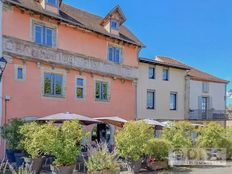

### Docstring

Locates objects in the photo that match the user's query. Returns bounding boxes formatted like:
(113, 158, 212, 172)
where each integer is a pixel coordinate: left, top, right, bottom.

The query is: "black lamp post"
(0, 57, 7, 81)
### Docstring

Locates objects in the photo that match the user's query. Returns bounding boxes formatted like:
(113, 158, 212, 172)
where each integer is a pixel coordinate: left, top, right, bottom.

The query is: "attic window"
(46, 0, 58, 7)
(110, 19, 119, 30)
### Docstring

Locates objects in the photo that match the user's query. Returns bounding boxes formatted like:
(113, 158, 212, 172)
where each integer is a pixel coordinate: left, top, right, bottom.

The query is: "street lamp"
(0, 57, 7, 81)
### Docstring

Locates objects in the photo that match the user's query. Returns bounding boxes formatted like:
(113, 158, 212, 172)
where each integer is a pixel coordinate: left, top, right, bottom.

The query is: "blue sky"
(64, 0, 232, 105)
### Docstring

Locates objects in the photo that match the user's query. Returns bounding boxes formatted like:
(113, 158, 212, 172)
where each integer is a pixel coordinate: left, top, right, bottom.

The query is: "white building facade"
(156, 56, 228, 121)
(137, 58, 189, 121)
(137, 56, 228, 122)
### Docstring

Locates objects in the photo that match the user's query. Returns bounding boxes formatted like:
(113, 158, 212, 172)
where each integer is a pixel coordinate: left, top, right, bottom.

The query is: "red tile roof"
(156, 56, 229, 84)
(5, 0, 144, 47)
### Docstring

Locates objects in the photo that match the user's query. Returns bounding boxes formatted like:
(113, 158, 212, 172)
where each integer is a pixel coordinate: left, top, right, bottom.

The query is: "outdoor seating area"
(1, 113, 232, 174)
(0, 112, 168, 174)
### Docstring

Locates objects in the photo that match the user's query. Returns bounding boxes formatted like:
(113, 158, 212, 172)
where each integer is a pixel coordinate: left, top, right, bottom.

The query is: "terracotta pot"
(147, 160, 168, 171)
(31, 156, 45, 174)
(51, 165, 75, 174)
(127, 159, 143, 174)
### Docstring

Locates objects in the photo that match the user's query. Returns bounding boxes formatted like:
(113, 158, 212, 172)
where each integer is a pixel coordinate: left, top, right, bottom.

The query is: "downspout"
(0, 0, 4, 159)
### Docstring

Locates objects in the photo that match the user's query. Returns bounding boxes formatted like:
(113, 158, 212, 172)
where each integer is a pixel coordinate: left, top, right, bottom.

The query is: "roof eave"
(139, 58, 190, 70)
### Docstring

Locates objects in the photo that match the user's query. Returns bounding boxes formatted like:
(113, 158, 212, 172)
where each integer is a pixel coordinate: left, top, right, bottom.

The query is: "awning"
(94, 116, 128, 127)
(142, 119, 165, 127)
(37, 112, 100, 125)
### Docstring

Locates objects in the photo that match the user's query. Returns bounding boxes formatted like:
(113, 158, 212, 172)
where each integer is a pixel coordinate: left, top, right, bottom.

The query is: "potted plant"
(115, 121, 154, 174)
(19, 122, 52, 174)
(1, 119, 25, 165)
(145, 139, 171, 171)
(86, 143, 120, 174)
(46, 120, 84, 174)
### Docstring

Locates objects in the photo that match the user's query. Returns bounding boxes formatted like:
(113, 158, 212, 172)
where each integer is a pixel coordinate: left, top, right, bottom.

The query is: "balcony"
(189, 109, 228, 120)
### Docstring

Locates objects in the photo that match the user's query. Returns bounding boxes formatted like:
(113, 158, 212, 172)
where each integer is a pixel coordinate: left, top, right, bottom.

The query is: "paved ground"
(120, 161, 232, 174)
(40, 161, 232, 174)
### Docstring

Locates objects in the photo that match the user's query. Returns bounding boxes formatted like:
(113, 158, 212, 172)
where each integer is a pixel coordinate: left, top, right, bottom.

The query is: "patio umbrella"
(142, 119, 165, 127)
(37, 112, 100, 125)
(93, 116, 128, 127)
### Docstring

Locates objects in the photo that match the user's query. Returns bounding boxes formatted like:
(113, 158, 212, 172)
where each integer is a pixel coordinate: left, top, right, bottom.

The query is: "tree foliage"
(115, 121, 154, 161)
(1, 119, 25, 150)
(162, 121, 195, 148)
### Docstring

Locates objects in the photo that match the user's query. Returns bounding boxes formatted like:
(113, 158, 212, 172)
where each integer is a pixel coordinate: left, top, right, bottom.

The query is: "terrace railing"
(189, 109, 228, 120)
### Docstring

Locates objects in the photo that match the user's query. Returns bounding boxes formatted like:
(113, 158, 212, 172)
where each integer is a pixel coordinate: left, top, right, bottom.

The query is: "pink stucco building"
(0, 0, 144, 154)
(2, 0, 143, 123)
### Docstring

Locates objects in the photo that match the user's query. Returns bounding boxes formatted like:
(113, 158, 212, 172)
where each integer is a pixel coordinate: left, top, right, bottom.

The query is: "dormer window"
(101, 6, 126, 35)
(110, 19, 119, 30)
(46, 0, 58, 7)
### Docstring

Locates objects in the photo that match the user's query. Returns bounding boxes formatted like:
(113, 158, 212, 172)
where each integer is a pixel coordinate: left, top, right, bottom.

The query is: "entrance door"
(91, 124, 111, 144)
(202, 97, 208, 119)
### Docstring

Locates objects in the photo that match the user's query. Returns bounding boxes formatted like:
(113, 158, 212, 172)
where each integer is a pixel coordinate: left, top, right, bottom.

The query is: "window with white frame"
(170, 92, 177, 110)
(44, 72, 63, 96)
(33, 23, 56, 47)
(148, 67, 155, 79)
(147, 90, 155, 109)
(108, 45, 122, 64)
(162, 68, 169, 81)
(202, 82, 209, 93)
(95, 80, 109, 101)
(46, 0, 58, 7)
(76, 77, 85, 99)
(110, 19, 119, 30)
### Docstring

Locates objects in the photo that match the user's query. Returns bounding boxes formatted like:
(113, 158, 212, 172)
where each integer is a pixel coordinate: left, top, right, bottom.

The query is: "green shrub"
(115, 121, 154, 161)
(19, 122, 55, 158)
(196, 122, 225, 148)
(145, 139, 171, 161)
(46, 120, 84, 166)
(197, 123, 232, 159)
(162, 121, 195, 148)
(1, 119, 25, 150)
(86, 143, 119, 173)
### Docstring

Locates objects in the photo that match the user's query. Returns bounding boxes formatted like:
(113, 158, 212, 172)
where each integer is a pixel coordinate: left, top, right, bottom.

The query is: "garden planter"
(88, 170, 120, 174)
(51, 165, 75, 174)
(6, 149, 15, 163)
(14, 151, 25, 167)
(127, 159, 143, 174)
(31, 156, 45, 174)
(147, 160, 168, 171)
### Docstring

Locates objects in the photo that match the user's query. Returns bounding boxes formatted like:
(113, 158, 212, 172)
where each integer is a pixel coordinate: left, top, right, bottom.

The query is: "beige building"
(156, 56, 229, 121)
(137, 56, 229, 122)
(137, 58, 189, 121)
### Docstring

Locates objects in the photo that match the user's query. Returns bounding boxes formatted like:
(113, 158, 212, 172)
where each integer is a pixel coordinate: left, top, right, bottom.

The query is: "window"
(162, 68, 169, 81)
(44, 73, 63, 96)
(149, 67, 155, 79)
(202, 82, 209, 93)
(95, 81, 109, 101)
(110, 19, 119, 30)
(17, 67, 23, 80)
(147, 90, 155, 109)
(76, 78, 85, 99)
(33, 23, 55, 47)
(46, 0, 58, 6)
(170, 92, 177, 110)
(108, 45, 122, 63)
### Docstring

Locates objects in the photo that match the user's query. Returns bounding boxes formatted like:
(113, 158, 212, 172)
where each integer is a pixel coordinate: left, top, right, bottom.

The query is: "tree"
(115, 120, 154, 161)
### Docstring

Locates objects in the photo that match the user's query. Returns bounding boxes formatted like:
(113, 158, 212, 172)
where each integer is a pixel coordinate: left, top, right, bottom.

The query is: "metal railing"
(189, 109, 228, 120)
